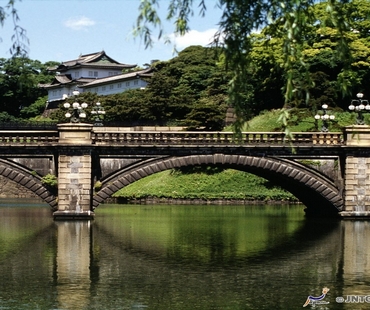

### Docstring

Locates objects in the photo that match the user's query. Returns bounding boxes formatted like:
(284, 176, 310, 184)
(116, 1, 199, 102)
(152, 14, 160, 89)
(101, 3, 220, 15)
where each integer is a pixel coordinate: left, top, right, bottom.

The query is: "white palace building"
(41, 51, 153, 109)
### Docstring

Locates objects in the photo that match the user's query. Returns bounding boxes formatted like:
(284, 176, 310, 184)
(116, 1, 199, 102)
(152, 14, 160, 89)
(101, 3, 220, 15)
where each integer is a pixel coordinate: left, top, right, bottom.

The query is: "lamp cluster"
(348, 93, 370, 125)
(314, 104, 335, 132)
(63, 90, 105, 125)
(63, 101, 88, 123)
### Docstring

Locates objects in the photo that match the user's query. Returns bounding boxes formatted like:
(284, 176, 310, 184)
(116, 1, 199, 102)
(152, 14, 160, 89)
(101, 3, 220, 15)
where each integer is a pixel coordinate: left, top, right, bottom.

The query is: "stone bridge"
(0, 123, 369, 219)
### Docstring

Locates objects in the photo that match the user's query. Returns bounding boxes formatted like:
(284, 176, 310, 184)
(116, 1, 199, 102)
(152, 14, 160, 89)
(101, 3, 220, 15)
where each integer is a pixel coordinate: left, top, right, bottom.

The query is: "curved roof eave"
(79, 70, 152, 88)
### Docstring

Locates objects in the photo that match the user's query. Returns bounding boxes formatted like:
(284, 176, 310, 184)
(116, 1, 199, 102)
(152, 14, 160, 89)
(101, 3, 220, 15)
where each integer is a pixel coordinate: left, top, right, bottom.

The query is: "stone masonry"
(344, 157, 370, 212)
(342, 125, 370, 217)
(58, 155, 92, 212)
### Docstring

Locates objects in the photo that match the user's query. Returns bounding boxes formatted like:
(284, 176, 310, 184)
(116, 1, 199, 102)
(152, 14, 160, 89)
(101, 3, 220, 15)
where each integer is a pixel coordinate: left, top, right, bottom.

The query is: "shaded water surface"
(0, 200, 369, 309)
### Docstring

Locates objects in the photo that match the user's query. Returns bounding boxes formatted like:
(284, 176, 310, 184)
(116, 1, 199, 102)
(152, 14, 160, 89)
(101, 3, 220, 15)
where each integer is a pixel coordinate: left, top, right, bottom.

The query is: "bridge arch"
(93, 154, 343, 216)
(0, 159, 58, 210)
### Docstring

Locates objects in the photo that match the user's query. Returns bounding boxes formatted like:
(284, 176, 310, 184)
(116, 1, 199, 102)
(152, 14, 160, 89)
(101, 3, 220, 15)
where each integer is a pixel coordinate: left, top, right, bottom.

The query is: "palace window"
(89, 71, 99, 77)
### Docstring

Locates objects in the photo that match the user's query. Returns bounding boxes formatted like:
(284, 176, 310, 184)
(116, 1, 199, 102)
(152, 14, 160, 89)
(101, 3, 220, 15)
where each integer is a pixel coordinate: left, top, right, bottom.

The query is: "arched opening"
(0, 159, 58, 210)
(93, 154, 343, 216)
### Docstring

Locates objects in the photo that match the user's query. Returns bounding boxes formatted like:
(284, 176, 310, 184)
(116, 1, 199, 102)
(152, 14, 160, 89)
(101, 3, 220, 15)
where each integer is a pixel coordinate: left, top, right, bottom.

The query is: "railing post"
(53, 123, 94, 220)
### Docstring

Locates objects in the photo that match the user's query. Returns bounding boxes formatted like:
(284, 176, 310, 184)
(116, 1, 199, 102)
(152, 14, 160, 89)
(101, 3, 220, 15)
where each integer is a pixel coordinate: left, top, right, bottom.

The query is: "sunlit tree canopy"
(134, 0, 366, 132)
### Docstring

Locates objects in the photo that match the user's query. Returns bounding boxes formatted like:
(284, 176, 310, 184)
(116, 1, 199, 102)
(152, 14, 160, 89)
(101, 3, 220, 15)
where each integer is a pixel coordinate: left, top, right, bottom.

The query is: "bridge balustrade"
(312, 133, 342, 145)
(0, 130, 344, 146)
(0, 131, 59, 145)
(91, 131, 344, 146)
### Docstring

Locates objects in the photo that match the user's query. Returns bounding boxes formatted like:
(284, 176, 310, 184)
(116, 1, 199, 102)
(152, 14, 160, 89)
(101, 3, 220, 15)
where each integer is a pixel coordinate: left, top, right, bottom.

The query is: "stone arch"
(93, 154, 343, 216)
(0, 159, 58, 210)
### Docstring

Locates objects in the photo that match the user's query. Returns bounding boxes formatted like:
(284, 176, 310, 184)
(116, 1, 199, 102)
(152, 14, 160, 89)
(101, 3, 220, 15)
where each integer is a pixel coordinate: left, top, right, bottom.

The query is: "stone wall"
(0, 176, 38, 198)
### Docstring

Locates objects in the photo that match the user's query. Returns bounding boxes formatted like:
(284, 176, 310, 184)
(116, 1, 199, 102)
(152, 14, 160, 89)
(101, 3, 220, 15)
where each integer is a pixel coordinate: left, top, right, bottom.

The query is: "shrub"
(41, 174, 58, 188)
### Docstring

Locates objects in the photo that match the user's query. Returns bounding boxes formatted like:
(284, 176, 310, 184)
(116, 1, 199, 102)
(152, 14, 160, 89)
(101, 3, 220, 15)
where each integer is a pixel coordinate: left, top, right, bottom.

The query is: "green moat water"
(0, 199, 368, 309)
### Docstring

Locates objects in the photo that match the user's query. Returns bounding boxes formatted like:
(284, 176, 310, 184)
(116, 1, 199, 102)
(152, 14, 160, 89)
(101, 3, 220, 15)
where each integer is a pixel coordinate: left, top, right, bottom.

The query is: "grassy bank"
(113, 168, 298, 203)
(240, 108, 353, 132)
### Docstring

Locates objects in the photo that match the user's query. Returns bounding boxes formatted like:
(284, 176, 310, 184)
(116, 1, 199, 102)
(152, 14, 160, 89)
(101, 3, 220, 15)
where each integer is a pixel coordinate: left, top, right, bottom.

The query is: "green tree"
(222, 0, 370, 122)
(104, 90, 156, 125)
(19, 95, 48, 119)
(134, 0, 358, 131)
(0, 57, 55, 118)
(184, 95, 227, 130)
(145, 46, 228, 127)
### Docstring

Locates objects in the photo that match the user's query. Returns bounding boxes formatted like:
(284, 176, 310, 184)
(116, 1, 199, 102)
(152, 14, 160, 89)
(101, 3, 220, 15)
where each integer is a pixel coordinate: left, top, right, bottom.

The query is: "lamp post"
(63, 101, 88, 123)
(91, 102, 105, 126)
(314, 104, 335, 132)
(348, 92, 370, 125)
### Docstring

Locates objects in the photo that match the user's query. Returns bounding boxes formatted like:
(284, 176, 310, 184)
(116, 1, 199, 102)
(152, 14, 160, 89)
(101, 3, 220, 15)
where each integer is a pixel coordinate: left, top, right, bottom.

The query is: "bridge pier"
(53, 123, 94, 220)
(341, 126, 370, 219)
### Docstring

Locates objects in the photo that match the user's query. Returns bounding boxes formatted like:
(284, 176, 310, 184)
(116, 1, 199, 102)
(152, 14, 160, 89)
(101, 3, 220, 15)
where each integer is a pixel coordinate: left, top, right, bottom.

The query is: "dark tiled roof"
(40, 74, 73, 88)
(78, 63, 135, 69)
(48, 50, 136, 72)
(55, 75, 72, 84)
(76, 77, 97, 83)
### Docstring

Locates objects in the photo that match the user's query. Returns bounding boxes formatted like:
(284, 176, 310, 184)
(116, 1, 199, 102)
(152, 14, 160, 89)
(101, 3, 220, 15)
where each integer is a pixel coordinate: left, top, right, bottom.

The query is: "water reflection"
(2, 202, 370, 309)
(55, 221, 92, 309)
(95, 205, 308, 264)
(341, 221, 370, 297)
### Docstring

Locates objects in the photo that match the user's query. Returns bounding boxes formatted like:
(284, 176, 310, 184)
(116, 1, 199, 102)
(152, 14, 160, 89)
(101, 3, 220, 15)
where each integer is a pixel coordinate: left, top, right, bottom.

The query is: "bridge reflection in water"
(1, 202, 370, 309)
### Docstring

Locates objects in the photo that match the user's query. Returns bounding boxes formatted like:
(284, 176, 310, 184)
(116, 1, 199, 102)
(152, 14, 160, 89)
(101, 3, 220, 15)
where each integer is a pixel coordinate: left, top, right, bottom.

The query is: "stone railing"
(92, 131, 344, 146)
(0, 130, 344, 146)
(0, 130, 59, 145)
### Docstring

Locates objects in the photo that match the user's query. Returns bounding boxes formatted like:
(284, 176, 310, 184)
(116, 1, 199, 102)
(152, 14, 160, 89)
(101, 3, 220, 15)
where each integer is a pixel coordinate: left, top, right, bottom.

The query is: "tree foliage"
(0, 57, 56, 118)
(0, 0, 28, 56)
(134, 0, 363, 131)
(20, 95, 48, 119)
(145, 46, 228, 129)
